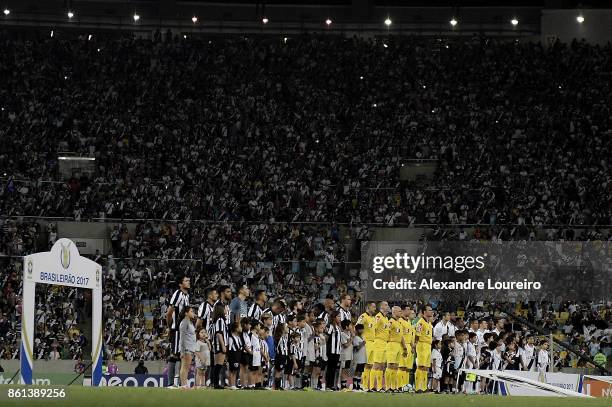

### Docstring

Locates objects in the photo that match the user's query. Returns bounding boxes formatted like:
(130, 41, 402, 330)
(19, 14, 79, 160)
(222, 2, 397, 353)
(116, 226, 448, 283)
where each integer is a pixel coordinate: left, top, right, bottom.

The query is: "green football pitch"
(1, 386, 609, 407)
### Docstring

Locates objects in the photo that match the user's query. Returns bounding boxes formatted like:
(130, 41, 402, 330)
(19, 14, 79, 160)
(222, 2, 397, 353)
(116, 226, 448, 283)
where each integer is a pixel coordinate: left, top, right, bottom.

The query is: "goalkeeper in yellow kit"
(414, 304, 434, 393)
(399, 305, 416, 391)
(384, 306, 408, 392)
(356, 301, 377, 391)
(369, 301, 389, 391)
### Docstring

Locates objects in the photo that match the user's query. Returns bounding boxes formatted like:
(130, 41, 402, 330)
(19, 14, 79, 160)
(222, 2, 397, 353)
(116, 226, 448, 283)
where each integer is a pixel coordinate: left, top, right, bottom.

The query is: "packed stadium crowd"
(0, 32, 610, 389)
(0, 33, 611, 225)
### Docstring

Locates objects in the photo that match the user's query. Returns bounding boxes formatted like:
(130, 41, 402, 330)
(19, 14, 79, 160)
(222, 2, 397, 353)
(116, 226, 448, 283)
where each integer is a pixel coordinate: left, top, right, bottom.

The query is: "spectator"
(134, 359, 149, 375)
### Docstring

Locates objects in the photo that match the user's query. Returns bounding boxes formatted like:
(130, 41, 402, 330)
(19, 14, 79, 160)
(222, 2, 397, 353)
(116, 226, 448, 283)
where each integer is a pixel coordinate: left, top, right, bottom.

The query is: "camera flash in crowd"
(384, 18, 392, 26)
(3, 9, 9, 16)
(192, 16, 198, 24)
(325, 19, 332, 26)
(450, 18, 458, 26)
(67, 11, 74, 19)
(511, 18, 519, 26)
(576, 16, 584, 23)
(50, 30, 54, 38)
(133, 13, 140, 22)
(262, 17, 269, 24)
(383, 43, 388, 48)
(88, 35, 92, 41)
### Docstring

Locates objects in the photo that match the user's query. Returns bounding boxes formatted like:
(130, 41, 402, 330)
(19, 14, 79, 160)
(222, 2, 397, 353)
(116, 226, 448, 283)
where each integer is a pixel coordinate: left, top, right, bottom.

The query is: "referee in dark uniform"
(165, 274, 190, 387)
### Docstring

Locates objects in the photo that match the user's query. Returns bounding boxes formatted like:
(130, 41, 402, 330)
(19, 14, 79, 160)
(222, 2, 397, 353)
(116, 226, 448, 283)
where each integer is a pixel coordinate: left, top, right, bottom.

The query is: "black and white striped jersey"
(276, 334, 289, 356)
(228, 333, 243, 352)
(242, 331, 252, 351)
(326, 324, 342, 355)
(337, 306, 351, 322)
(197, 300, 215, 333)
(290, 342, 303, 360)
(214, 299, 231, 325)
(317, 311, 329, 326)
(212, 318, 228, 352)
(311, 335, 324, 359)
(168, 289, 189, 330)
(247, 303, 265, 321)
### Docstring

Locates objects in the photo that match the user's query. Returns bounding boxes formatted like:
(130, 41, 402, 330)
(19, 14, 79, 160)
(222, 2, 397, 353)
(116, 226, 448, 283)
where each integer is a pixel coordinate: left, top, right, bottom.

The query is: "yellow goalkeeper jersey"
(415, 317, 433, 344)
(400, 317, 415, 346)
(388, 318, 404, 343)
(357, 312, 376, 342)
(374, 312, 390, 342)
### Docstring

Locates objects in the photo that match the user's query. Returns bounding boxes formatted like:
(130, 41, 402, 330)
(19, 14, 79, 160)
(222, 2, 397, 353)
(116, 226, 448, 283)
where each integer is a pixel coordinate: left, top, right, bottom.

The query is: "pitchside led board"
(21, 238, 103, 386)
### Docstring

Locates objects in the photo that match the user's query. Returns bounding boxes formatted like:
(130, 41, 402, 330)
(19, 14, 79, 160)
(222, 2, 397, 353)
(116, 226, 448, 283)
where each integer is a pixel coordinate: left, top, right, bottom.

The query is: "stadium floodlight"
(325, 18, 332, 26)
(262, 17, 269, 24)
(3, 8, 10, 15)
(133, 13, 140, 22)
(192, 16, 198, 24)
(511, 18, 518, 26)
(384, 18, 392, 26)
(576, 16, 584, 23)
(67, 11, 74, 19)
(450, 18, 458, 26)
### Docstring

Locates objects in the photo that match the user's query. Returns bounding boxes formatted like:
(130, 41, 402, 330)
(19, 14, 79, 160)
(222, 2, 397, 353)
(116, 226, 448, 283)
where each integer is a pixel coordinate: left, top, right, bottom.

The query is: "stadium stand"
(0, 32, 610, 389)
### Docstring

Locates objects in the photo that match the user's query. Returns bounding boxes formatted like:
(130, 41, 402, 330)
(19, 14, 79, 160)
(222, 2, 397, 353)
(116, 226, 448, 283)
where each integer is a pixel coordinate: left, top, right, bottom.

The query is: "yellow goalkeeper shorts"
(385, 342, 403, 365)
(416, 342, 431, 368)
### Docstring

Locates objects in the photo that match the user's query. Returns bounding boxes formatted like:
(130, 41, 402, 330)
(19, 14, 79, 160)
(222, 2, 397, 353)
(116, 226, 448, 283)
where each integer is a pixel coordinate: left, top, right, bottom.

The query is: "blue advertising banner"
(101, 374, 168, 387)
(101, 374, 197, 387)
